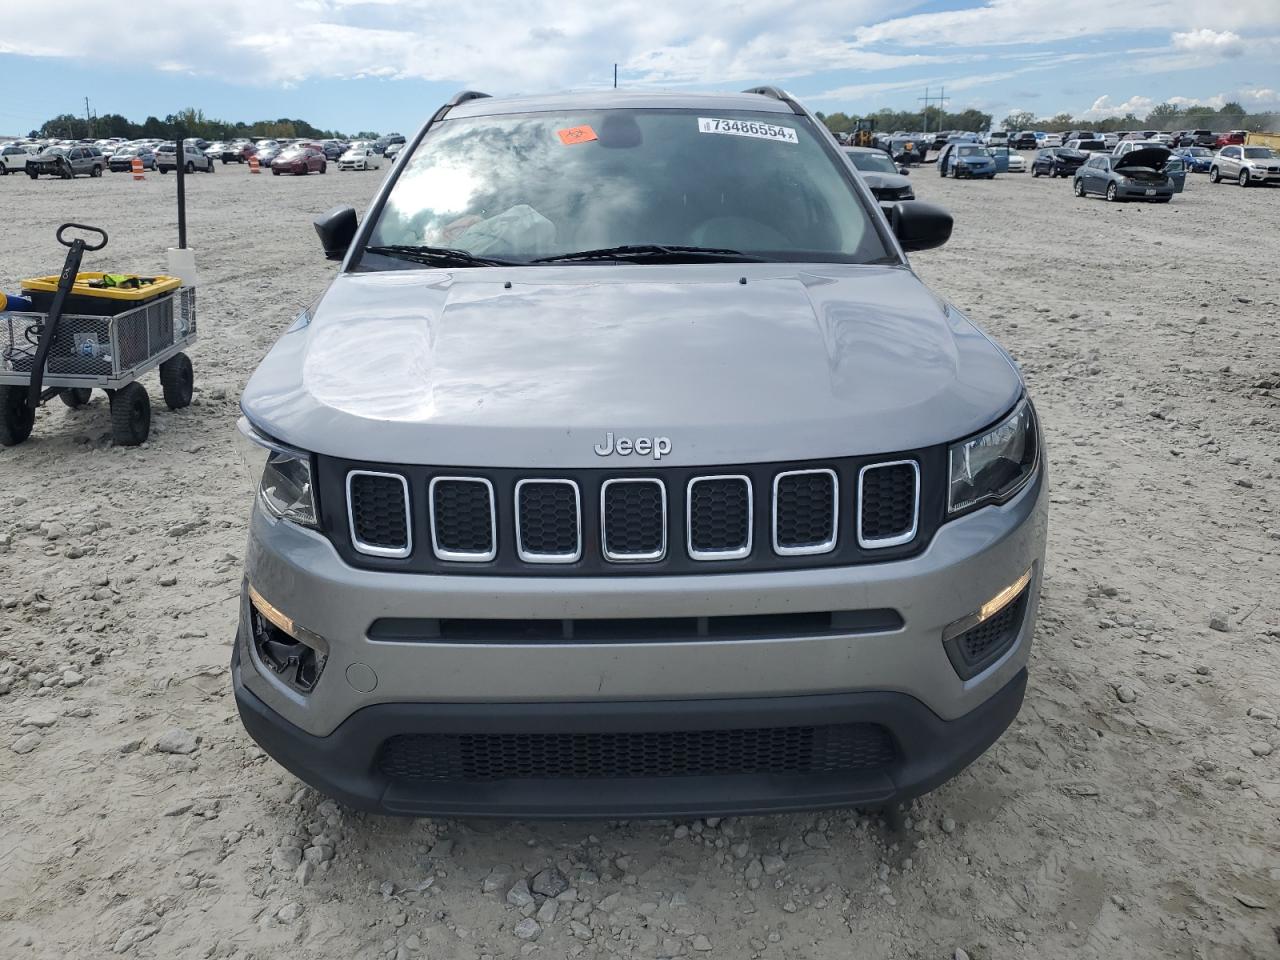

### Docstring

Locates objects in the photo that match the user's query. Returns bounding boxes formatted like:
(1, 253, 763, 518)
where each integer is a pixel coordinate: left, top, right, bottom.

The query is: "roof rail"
(446, 90, 492, 108)
(741, 86, 804, 115)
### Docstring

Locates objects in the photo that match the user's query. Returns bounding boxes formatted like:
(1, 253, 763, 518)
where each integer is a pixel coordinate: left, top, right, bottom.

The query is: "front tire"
(1210, 166, 1220, 183)
(0, 386, 35, 446)
(1106, 183, 1119, 202)
(109, 383, 151, 447)
(91, 165, 102, 177)
(1239, 169, 1250, 187)
(185, 161, 194, 174)
(1073, 178, 1085, 197)
(159, 352, 194, 410)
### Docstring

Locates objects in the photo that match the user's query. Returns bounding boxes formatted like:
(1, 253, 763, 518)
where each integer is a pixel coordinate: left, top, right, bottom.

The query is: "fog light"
(942, 567, 1033, 681)
(248, 585, 328, 692)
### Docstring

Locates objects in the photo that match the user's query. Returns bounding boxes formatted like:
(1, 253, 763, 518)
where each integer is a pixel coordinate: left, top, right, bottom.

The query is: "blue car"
(1175, 146, 1213, 173)
(937, 142, 997, 179)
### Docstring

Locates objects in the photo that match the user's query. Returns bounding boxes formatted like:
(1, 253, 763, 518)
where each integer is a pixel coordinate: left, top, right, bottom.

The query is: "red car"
(270, 145, 327, 176)
(1215, 130, 1246, 148)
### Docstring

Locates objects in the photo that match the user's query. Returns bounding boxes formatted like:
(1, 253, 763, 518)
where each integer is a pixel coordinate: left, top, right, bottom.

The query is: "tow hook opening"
(248, 585, 328, 693)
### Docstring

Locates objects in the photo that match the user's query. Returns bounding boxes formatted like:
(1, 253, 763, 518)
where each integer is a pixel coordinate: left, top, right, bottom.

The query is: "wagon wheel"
(59, 388, 93, 409)
(109, 383, 151, 446)
(0, 385, 35, 446)
(159, 352, 194, 410)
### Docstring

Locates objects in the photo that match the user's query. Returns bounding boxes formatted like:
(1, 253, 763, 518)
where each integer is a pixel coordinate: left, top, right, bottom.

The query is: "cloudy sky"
(3, 0, 1277, 134)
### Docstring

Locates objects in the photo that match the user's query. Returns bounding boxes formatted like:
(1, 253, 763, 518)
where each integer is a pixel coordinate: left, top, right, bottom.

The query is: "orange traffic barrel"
(131, 156, 145, 181)
(249, 155, 260, 174)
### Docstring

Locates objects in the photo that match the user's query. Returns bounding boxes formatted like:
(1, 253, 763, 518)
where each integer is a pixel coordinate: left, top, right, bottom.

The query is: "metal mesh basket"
(1, 287, 196, 383)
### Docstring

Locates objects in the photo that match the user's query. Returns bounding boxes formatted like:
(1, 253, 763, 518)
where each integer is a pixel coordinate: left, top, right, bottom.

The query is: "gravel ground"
(1, 158, 1278, 960)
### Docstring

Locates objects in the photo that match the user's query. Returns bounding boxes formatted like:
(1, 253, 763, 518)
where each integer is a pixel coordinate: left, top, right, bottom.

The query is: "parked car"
(1189, 130, 1216, 148)
(206, 142, 246, 164)
(1113, 139, 1166, 159)
(1005, 151, 1026, 173)
(27, 145, 104, 179)
(1013, 130, 1038, 150)
(1035, 133, 1062, 149)
(1063, 139, 1107, 154)
(1210, 145, 1280, 186)
(1072, 148, 1174, 202)
(985, 131, 1010, 148)
(937, 142, 997, 178)
(1102, 133, 1119, 149)
(385, 141, 405, 162)
(1215, 131, 1246, 148)
(1174, 146, 1214, 173)
(338, 144, 383, 171)
(156, 142, 215, 174)
(108, 146, 156, 172)
(271, 145, 327, 175)
(842, 146, 914, 201)
(0, 143, 35, 174)
(321, 140, 347, 160)
(233, 86, 1045, 818)
(255, 143, 285, 167)
(1031, 147, 1086, 178)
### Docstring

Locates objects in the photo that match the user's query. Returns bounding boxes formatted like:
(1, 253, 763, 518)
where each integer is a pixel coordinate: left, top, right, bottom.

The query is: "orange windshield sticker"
(557, 125, 598, 145)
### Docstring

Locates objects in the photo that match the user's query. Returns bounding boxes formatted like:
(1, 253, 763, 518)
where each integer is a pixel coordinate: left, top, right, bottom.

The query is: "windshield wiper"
(362, 244, 517, 268)
(531, 244, 765, 264)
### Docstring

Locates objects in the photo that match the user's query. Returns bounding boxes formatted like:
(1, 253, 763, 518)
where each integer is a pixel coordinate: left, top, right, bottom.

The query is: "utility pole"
(613, 63, 618, 89)
(918, 86, 950, 134)
(85, 97, 93, 138)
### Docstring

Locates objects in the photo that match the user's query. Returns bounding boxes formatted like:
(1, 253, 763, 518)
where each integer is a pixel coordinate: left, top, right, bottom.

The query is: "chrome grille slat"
(601, 478, 667, 562)
(772, 468, 838, 556)
(429, 477, 497, 562)
(347, 470, 412, 558)
(687, 475, 752, 560)
(857, 460, 920, 548)
(515, 479, 582, 563)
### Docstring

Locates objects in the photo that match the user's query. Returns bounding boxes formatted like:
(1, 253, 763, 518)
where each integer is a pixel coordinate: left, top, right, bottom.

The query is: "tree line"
(818, 100, 1278, 137)
(817, 105, 993, 136)
(999, 101, 1277, 134)
(28, 107, 380, 142)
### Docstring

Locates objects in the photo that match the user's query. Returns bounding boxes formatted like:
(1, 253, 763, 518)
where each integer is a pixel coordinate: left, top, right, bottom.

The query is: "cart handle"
(56, 223, 108, 251)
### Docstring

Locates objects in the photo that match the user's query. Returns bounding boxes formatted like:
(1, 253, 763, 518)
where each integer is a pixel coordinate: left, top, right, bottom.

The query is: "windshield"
(845, 150, 897, 174)
(1187, 147, 1210, 156)
(1243, 147, 1274, 159)
(367, 109, 888, 264)
(956, 145, 988, 157)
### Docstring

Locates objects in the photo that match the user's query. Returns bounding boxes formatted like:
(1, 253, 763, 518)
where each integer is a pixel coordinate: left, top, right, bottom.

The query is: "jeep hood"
(243, 264, 1022, 468)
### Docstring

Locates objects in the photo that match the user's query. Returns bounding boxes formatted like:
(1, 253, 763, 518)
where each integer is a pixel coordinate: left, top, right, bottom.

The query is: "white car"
(0, 143, 36, 174)
(1113, 140, 1166, 158)
(338, 146, 383, 171)
(1036, 133, 1062, 149)
(1102, 133, 1119, 149)
(1006, 152, 1026, 173)
(385, 141, 405, 162)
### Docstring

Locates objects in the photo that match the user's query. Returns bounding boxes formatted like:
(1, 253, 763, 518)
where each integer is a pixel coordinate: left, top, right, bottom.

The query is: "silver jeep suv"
(233, 88, 1047, 818)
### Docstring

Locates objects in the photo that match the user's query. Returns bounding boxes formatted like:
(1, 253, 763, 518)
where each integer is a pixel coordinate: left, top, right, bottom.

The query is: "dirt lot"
(1, 158, 1278, 960)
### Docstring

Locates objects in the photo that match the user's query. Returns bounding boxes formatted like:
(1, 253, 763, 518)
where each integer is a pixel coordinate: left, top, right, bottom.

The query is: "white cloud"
(1171, 28, 1244, 57)
(1080, 94, 1155, 120)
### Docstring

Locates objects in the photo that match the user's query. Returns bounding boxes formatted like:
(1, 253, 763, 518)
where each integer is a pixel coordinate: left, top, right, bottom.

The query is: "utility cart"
(1, 223, 197, 447)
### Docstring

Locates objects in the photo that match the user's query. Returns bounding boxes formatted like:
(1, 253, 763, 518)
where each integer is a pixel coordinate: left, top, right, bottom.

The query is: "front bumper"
(1117, 183, 1174, 199)
(234, 461, 1046, 814)
(235, 647, 1028, 818)
(1245, 168, 1280, 182)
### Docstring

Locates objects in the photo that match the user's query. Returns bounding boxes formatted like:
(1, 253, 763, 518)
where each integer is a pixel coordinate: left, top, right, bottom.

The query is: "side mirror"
(314, 206, 358, 261)
(898, 165, 910, 175)
(882, 200, 952, 252)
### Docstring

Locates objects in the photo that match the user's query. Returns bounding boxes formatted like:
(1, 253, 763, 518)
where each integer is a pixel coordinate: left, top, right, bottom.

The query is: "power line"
(918, 86, 950, 134)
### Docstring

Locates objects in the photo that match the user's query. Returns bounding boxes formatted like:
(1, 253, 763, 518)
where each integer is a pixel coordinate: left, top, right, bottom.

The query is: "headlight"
(234, 416, 318, 527)
(948, 400, 1039, 515)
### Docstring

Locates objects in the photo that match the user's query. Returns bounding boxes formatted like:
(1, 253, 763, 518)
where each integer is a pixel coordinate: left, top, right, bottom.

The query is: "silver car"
(233, 88, 1047, 818)
(1210, 145, 1280, 186)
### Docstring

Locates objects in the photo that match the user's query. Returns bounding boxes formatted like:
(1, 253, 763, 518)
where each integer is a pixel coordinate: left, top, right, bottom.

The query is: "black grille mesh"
(349, 474, 408, 550)
(775, 472, 836, 549)
(432, 479, 494, 555)
(518, 482, 579, 557)
(945, 591, 1029, 680)
(603, 481, 665, 557)
(690, 478, 750, 554)
(860, 463, 917, 542)
(378, 723, 896, 782)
